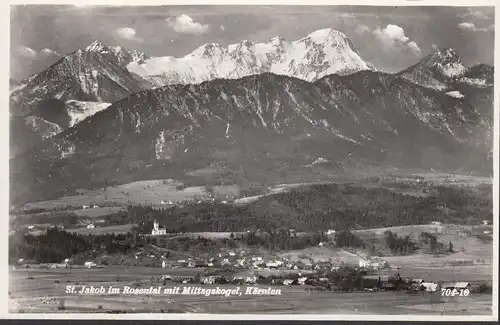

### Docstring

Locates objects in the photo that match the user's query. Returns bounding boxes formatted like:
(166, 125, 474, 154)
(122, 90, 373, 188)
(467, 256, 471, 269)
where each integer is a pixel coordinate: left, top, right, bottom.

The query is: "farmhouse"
(151, 220, 167, 236)
(87, 224, 95, 229)
(454, 282, 471, 290)
(442, 282, 471, 290)
(457, 230, 471, 237)
(84, 261, 97, 268)
(298, 277, 308, 285)
(421, 282, 440, 292)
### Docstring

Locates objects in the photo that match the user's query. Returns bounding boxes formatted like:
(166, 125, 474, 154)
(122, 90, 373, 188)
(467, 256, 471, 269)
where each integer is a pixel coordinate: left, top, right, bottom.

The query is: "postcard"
(4, 1, 498, 321)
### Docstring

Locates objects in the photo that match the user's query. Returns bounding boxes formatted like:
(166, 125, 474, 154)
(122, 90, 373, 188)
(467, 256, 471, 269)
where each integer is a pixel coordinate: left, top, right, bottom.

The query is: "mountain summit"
(10, 40, 147, 116)
(127, 28, 375, 86)
(398, 48, 477, 90)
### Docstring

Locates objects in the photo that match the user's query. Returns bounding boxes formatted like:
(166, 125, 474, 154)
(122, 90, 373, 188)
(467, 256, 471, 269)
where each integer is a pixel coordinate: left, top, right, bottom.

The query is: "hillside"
(9, 41, 150, 156)
(10, 69, 493, 205)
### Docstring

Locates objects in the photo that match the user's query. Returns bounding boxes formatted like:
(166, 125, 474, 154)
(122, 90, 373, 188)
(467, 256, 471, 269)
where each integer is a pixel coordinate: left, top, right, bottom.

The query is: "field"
(9, 268, 492, 314)
(18, 179, 211, 210)
(66, 224, 136, 235)
(72, 207, 125, 218)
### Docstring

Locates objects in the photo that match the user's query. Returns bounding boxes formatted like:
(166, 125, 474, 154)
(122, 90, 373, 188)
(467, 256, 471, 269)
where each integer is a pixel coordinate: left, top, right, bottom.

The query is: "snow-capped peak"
(127, 27, 375, 86)
(191, 43, 225, 58)
(111, 45, 148, 65)
(304, 28, 343, 43)
(85, 40, 110, 53)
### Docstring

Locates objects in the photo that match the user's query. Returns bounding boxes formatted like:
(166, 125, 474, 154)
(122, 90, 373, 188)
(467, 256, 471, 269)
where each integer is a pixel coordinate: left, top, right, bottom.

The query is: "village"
(18, 238, 490, 297)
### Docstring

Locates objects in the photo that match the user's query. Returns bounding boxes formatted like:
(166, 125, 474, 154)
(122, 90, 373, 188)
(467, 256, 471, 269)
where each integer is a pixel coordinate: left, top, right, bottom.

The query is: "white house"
(151, 220, 167, 236)
(283, 279, 294, 286)
(431, 221, 442, 226)
(92, 205, 99, 209)
(162, 260, 167, 268)
(82, 205, 90, 210)
(326, 229, 336, 235)
(245, 276, 257, 284)
(318, 242, 324, 247)
(422, 282, 440, 292)
(87, 224, 95, 229)
(359, 259, 371, 268)
(84, 261, 97, 268)
(202, 276, 216, 284)
(482, 220, 489, 225)
(228, 251, 236, 257)
(298, 277, 308, 285)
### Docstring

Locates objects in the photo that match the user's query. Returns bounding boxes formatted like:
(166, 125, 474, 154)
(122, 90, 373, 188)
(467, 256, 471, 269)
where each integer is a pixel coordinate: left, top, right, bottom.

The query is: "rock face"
(127, 28, 375, 86)
(11, 70, 493, 204)
(399, 48, 493, 90)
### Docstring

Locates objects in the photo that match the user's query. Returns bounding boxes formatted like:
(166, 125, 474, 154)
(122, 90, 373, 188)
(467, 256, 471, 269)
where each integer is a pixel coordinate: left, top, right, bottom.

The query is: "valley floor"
(9, 268, 493, 315)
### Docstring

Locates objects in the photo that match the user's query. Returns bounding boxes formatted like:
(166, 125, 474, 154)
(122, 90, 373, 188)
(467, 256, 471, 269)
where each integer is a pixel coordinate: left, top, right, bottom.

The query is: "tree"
(448, 241, 453, 253)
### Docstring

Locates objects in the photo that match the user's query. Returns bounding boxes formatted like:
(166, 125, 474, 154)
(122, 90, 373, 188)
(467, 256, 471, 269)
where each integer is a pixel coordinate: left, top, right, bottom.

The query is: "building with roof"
(151, 220, 167, 236)
(421, 282, 440, 292)
(442, 282, 471, 290)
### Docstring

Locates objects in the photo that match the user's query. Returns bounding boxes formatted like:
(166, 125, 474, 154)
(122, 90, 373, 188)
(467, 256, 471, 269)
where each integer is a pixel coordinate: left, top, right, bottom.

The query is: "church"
(151, 219, 167, 236)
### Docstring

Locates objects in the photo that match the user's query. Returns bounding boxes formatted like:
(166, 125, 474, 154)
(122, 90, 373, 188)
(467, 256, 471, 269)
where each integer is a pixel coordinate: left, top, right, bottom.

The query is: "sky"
(10, 5, 495, 80)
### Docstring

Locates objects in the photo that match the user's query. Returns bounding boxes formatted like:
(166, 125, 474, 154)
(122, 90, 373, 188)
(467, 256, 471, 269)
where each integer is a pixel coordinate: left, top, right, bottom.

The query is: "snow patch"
(445, 91, 464, 99)
(65, 100, 112, 127)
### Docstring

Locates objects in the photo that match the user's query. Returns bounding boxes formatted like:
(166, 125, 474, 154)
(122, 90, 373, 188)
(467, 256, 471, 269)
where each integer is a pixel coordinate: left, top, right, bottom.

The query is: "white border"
(1, 0, 498, 321)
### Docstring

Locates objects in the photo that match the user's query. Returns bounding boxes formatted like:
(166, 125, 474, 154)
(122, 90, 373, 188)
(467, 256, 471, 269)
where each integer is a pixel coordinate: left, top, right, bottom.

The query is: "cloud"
(458, 22, 494, 32)
(462, 8, 494, 20)
(40, 48, 60, 57)
(373, 24, 421, 55)
(17, 46, 37, 59)
(16, 46, 60, 61)
(113, 27, 142, 41)
(166, 14, 209, 35)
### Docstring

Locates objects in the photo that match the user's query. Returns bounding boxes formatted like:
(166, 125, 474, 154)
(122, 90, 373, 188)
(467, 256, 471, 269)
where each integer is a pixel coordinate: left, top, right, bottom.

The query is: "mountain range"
(9, 28, 494, 206)
(127, 28, 375, 86)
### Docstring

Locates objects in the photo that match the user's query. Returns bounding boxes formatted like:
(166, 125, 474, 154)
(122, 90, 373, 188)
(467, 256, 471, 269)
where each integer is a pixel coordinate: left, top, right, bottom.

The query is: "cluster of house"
(82, 204, 99, 210)
(155, 249, 356, 274)
(358, 258, 388, 270)
(360, 274, 477, 292)
(159, 194, 238, 206)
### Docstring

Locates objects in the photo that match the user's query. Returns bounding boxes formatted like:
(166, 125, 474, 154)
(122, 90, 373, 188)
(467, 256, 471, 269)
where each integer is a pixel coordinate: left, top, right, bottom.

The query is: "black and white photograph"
(6, 2, 498, 318)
